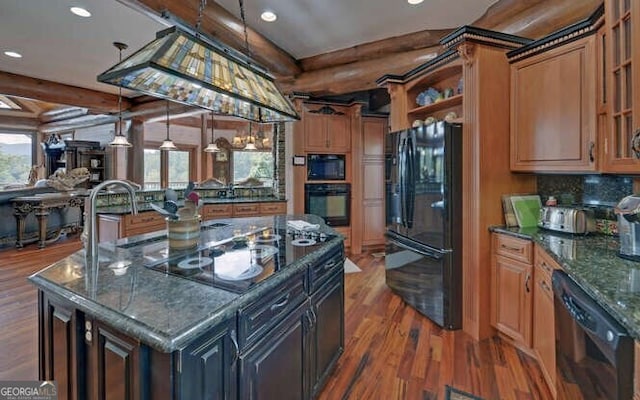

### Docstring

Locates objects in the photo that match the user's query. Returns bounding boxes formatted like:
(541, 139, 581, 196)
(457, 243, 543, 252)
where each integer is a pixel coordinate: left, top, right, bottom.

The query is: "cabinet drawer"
(237, 271, 306, 350)
(232, 204, 260, 217)
(202, 204, 232, 220)
(494, 234, 532, 264)
(309, 245, 344, 293)
(259, 202, 286, 215)
(123, 212, 165, 234)
(534, 245, 561, 284)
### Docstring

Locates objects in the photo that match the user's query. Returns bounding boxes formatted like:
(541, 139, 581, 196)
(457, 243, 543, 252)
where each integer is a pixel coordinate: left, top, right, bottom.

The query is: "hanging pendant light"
(109, 42, 132, 148)
(159, 100, 178, 151)
(245, 122, 257, 151)
(96, 0, 298, 123)
(204, 111, 220, 153)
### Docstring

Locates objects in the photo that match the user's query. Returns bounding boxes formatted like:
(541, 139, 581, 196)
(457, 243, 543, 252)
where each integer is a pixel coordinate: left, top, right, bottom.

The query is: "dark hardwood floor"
(1, 236, 561, 399)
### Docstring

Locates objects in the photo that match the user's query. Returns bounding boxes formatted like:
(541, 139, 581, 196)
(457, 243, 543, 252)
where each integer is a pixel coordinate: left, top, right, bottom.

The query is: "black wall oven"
(304, 183, 350, 226)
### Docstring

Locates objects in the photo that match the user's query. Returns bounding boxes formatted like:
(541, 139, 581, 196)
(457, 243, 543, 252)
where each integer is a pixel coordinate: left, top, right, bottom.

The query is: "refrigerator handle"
(398, 134, 407, 228)
(386, 234, 444, 260)
(406, 133, 415, 229)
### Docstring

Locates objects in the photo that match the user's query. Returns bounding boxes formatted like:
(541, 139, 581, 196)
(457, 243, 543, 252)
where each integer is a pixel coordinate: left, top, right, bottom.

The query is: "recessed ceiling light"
(4, 51, 22, 58)
(70, 6, 91, 17)
(407, 0, 424, 4)
(261, 11, 277, 22)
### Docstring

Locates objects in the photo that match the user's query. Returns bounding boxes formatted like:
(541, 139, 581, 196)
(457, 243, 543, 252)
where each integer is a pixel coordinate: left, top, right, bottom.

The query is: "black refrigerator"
(385, 121, 462, 329)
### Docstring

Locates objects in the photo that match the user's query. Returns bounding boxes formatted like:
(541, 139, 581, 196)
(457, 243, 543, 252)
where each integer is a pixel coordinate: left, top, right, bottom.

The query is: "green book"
(510, 195, 542, 228)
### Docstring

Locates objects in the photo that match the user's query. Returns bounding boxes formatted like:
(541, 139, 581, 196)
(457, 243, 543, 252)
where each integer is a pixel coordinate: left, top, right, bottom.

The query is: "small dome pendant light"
(159, 100, 178, 151)
(245, 122, 257, 151)
(203, 111, 220, 153)
(109, 42, 132, 148)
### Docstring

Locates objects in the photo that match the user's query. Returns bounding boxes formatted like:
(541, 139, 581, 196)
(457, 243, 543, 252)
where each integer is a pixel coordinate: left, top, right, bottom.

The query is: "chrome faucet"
(83, 180, 138, 269)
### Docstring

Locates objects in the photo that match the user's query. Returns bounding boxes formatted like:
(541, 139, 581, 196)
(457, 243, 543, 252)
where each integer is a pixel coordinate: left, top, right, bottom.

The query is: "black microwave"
(307, 154, 346, 180)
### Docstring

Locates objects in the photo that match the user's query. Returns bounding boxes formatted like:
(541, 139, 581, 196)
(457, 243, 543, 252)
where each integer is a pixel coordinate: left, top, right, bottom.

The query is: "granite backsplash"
(536, 174, 635, 234)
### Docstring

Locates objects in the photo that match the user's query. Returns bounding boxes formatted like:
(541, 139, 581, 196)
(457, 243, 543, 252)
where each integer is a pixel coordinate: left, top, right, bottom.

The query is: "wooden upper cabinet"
(304, 110, 350, 153)
(602, 0, 640, 172)
(510, 35, 598, 172)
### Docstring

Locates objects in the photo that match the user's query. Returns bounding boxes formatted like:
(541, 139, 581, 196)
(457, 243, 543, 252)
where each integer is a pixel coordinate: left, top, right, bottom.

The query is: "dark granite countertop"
(97, 197, 286, 214)
(491, 226, 640, 339)
(29, 214, 342, 352)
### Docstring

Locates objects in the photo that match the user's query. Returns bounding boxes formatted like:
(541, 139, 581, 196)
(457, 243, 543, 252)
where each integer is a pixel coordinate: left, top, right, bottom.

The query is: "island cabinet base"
(37, 243, 346, 400)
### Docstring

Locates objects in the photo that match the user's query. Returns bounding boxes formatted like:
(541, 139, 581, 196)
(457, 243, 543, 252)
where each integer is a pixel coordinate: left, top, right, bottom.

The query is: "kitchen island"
(29, 214, 344, 400)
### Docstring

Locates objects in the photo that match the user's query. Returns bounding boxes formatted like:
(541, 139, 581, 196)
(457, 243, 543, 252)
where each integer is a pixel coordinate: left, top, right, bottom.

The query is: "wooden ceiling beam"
(299, 29, 453, 72)
(280, 47, 441, 96)
(117, 0, 301, 78)
(478, 0, 602, 39)
(0, 71, 128, 114)
(0, 116, 39, 130)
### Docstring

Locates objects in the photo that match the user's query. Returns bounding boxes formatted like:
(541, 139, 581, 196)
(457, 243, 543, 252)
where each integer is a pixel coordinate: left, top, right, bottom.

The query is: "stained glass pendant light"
(96, 0, 298, 123)
(159, 100, 178, 151)
(109, 42, 132, 148)
(203, 111, 220, 152)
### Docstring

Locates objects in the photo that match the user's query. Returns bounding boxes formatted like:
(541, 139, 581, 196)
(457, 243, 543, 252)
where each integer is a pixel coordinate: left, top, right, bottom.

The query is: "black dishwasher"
(552, 270, 634, 400)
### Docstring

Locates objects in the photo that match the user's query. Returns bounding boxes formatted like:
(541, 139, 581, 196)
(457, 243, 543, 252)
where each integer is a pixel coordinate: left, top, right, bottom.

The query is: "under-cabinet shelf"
(407, 94, 463, 116)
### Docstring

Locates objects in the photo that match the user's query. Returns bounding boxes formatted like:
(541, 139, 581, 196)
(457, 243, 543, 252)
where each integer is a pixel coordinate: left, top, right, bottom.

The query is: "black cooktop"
(143, 228, 335, 293)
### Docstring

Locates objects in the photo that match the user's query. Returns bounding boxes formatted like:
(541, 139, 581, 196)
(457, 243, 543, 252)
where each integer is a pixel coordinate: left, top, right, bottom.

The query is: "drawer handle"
(540, 280, 550, 292)
(541, 261, 552, 273)
(501, 244, 522, 252)
(323, 261, 337, 271)
(270, 293, 290, 311)
(230, 330, 239, 365)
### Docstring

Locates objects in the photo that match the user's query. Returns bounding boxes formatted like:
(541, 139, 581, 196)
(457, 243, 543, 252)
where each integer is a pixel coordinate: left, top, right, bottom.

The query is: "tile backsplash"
(537, 174, 635, 235)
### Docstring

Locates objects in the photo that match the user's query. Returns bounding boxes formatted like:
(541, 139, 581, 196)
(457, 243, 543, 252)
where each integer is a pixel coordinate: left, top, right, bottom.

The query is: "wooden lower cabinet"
(202, 204, 232, 220)
(533, 246, 558, 399)
(491, 233, 533, 349)
(97, 211, 165, 242)
(239, 299, 311, 400)
(309, 272, 344, 396)
(98, 202, 287, 241)
(178, 320, 237, 400)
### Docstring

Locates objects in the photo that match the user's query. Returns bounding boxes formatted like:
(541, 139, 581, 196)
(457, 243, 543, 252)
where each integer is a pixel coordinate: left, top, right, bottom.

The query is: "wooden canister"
(167, 216, 201, 250)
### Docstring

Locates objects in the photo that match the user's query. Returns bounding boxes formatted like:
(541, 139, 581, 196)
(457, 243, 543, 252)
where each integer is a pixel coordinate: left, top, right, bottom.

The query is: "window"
(143, 149, 161, 190)
(168, 150, 190, 188)
(143, 145, 195, 190)
(233, 150, 274, 186)
(0, 132, 35, 187)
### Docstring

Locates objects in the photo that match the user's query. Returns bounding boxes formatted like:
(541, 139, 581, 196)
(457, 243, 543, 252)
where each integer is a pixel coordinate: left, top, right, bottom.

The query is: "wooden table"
(12, 192, 86, 248)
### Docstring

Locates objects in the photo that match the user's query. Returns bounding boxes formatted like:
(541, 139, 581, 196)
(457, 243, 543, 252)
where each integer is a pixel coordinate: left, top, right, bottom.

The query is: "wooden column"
(127, 118, 145, 185)
(350, 104, 364, 255)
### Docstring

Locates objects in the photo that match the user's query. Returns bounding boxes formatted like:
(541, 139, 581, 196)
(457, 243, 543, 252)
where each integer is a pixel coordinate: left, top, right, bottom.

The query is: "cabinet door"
(87, 320, 143, 400)
(533, 263, 556, 399)
(239, 300, 311, 400)
(603, 0, 640, 172)
(510, 36, 597, 172)
(310, 272, 344, 396)
(38, 291, 84, 400)
(179, 320, 238, 400)
(304, 113, 328, 151)
(326, 115, 350, 152)
(492, 254, 533, 347)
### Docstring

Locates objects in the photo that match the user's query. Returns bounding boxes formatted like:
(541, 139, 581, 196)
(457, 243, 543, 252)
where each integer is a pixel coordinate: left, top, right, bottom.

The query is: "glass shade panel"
(98, 27, 299, 123)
